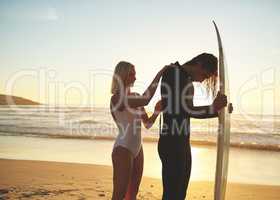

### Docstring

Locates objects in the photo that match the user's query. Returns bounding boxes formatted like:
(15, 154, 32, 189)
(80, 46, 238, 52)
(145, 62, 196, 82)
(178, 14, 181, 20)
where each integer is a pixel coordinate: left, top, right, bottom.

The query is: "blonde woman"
(110, 61, 169, 200)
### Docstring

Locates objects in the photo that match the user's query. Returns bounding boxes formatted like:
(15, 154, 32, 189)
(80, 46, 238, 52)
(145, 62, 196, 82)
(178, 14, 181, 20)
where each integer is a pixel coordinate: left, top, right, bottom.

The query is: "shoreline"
(1, 134, 280, 186)
(1, 132, 280, 152)
(1, 159, 280, 200)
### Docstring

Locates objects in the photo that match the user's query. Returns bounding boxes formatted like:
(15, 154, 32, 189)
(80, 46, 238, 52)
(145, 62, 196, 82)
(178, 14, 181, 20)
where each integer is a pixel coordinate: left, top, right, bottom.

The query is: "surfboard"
(213, 21, 231, 200)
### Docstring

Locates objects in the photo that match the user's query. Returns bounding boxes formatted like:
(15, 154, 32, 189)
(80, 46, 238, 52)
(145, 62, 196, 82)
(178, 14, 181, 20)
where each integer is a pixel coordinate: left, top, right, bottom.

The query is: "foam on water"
(0, 105, 279, 151)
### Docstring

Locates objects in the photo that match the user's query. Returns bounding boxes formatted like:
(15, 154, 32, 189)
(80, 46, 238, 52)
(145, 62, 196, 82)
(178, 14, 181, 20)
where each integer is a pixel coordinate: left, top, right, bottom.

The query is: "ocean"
(0, 105, 279, 151)
(1, 105, 280, 185)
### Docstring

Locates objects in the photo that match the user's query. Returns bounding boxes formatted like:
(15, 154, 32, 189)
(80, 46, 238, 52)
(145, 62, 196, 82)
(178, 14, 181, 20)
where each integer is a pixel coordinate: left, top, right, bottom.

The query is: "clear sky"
(0, 0, 279, 115)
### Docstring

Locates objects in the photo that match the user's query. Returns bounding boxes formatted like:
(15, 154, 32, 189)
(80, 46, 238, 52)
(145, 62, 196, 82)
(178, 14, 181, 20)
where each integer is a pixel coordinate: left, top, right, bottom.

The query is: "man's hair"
(185, 53, 218, 97)
(185, 53, 218, 75)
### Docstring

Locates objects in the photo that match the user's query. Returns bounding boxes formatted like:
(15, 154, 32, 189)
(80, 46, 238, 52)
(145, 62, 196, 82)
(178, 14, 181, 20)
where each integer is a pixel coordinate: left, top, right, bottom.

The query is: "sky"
(0, 0, 279, 115)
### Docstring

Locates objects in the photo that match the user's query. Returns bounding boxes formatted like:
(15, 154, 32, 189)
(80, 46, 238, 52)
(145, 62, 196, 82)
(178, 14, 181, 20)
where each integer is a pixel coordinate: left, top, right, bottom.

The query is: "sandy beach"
(1, 0, 280, 199)
(0, 159, 279, 200)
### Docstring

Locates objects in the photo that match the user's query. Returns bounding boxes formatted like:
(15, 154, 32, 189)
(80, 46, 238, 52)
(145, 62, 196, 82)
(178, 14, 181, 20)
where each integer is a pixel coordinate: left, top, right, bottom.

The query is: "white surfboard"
(213, 21, 231, 200)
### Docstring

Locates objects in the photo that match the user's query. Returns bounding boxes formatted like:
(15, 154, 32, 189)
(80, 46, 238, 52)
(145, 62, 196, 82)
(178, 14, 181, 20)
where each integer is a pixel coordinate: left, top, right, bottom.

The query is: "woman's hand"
(141, 100, 162, 129)
(158, 64, 175, 77)
(154, 100, 162, 114)
(213, 91, 228, 112)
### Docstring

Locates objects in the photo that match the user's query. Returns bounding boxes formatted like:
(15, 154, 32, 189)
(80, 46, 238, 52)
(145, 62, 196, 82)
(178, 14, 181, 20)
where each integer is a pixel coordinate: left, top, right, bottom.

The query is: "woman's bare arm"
(111, 65, 170, 110)
(141, 100, 162, 129)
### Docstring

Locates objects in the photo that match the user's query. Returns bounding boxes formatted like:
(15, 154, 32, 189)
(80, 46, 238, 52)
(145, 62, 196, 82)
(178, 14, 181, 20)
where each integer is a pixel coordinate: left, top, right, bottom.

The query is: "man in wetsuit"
(158, 53, 227, 200)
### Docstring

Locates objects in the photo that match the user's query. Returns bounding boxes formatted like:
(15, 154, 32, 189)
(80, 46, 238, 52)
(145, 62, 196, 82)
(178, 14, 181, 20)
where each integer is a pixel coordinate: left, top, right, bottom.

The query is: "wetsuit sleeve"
(161, 66, 175, 112)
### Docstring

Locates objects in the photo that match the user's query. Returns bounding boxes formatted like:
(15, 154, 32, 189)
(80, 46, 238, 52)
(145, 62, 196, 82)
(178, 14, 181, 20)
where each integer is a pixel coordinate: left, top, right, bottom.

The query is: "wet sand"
(1, 135, 280, 185)
(1, 159, 280, 200)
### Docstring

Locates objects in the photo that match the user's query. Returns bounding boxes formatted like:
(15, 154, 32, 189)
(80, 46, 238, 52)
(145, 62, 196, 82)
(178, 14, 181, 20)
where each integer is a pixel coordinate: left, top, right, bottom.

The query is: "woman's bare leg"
(112, 146, 133, 200)
(125, 147, 144, 200)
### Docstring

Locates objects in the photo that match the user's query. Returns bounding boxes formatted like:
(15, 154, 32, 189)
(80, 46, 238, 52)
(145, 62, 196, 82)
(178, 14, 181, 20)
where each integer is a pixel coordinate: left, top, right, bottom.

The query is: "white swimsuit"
(113, 107, 142, 158)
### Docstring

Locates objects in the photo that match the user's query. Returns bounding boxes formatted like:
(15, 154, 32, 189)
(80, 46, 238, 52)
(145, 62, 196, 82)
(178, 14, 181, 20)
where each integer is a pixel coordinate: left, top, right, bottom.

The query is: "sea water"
(0, 105, 279, 150)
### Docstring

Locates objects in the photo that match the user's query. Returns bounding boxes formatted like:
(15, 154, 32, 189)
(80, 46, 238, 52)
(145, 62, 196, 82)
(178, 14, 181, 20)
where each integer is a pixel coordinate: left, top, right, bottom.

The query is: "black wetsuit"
(158, 62, 192, 200)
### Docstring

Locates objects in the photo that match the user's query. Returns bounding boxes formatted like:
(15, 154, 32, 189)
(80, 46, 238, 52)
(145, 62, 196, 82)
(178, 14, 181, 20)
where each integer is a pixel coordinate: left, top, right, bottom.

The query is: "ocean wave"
(73, 119, 100, 124)
(1, 106, 279, 151)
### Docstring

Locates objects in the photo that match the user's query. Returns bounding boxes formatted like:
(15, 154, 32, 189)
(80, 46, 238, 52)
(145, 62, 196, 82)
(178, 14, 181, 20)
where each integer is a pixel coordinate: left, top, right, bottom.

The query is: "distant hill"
(0, 94, 41, 105)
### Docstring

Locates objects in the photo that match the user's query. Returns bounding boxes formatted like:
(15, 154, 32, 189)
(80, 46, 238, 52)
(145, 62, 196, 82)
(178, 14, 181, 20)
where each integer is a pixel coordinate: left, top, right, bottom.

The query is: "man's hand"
(228, 103, 233, 113)
(213, 91, 228, 112)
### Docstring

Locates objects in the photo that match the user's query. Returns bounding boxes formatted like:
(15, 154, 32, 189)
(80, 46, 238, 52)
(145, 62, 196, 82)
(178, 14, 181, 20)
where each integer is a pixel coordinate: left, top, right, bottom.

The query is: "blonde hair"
(111, 61, 134, 94)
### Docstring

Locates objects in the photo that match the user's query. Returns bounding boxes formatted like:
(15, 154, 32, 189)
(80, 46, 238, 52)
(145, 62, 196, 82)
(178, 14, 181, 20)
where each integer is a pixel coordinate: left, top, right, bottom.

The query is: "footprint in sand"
(0, 189, 9, 194)
(98, 193, 105, 197)
(0, 188, 9, 199)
